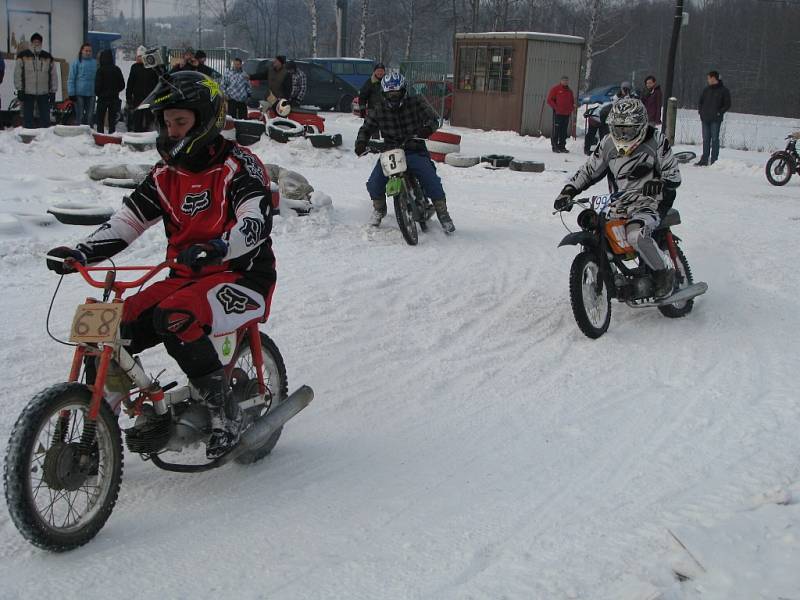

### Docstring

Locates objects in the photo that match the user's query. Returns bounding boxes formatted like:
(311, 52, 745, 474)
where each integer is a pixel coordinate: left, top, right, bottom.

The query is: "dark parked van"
(244, 59, 359, 112)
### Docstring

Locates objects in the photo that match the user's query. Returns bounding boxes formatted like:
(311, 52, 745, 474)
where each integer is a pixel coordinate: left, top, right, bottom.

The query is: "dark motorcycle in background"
(765, 132, 800, 186)
(555, 194, 708, 339)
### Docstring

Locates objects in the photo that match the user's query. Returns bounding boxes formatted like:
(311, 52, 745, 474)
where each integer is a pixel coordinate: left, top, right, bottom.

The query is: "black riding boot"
(191, 369, 243, 459)
(432, 198, 455, 234)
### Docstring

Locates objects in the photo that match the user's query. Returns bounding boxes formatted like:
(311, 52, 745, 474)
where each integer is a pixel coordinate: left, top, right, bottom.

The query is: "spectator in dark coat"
(696, 70, 731, 166)
(357, 63, 385, 117)
(642, 75, 662, 125)
(546, 76, 576, 153)
(194, 50, 216, 78)
(126, 46, 160, 132)
(95, 49, 125, 133)
(267, 55, 290, 104)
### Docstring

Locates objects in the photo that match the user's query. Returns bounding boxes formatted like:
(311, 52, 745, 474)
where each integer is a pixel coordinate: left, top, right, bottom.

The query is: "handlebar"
(55, 259, 191, 291)
(362, 136, 425, 155)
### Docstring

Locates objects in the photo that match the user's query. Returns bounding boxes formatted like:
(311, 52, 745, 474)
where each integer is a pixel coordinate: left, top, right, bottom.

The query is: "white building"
(1, 0, 87, 104)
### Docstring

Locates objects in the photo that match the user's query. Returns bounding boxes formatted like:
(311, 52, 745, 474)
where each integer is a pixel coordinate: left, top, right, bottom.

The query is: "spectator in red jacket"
(642, 75, 663, 126)
(547, 76, 575, 153)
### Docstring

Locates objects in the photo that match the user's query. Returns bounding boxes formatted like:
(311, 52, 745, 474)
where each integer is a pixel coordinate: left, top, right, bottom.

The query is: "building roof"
(455, 32, 584, 44)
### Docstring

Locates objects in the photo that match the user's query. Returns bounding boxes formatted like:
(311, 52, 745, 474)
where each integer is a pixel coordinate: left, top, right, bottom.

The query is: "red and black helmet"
(140, 71, 226, 165)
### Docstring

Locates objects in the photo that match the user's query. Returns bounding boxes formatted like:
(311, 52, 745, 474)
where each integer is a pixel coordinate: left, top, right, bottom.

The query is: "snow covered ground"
(0, 115, 798, 599)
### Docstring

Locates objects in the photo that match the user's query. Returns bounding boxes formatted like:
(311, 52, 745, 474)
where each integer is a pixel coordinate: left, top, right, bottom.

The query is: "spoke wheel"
(394, 192, 419, 246)
(658, 245, 695, 318)
(765, 153, 794, 186)
(569, 252, 611, 339)
(4, 383, 123, 551)
(229, 332, 288, 465)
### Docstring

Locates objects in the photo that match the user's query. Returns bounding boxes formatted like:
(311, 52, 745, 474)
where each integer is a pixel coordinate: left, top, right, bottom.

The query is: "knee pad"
(153, 306, 196, 338)
(163, 335, 222, 379)
(625, 220, 669, 271)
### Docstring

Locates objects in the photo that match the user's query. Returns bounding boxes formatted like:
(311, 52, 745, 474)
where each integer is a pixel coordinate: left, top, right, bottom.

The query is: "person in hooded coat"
(95, 48, 125, 133)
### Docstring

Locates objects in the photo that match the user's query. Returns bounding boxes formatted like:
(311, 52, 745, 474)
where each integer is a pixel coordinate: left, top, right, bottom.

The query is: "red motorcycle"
(4, 260, 313, 551)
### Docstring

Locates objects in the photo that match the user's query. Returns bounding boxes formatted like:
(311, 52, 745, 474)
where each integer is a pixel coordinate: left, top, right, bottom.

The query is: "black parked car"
(244, 59, 358, 112)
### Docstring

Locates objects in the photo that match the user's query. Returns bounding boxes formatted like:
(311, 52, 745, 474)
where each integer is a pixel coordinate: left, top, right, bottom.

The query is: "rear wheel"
(569, 252, 611, 339)
(229, 332, 288, 464)
(658, 245, 695, 318)
(765, 153, 794, 186)
(393, 192, 419, 246)
(4, 383, 123, 551)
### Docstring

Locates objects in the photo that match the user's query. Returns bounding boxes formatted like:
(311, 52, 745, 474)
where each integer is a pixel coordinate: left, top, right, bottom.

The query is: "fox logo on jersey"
(216, 285, 261, 315)
(181, 190, 211, 216)
(239, 217, 264, 247)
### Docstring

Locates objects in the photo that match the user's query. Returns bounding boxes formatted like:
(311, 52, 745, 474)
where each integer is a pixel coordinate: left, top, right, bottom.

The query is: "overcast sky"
(113, 0, 186, 19)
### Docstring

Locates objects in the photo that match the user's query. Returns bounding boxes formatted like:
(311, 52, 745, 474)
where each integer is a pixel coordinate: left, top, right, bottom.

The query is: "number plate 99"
(69, 303, 124, 343)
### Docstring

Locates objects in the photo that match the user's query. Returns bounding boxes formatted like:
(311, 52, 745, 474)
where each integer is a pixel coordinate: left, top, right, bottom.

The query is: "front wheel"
(394, 192, 419, 246)
(4, 383, 123, 551)
(230, 332, 288, 464)
(569, 252, 611, 339)
(765, 153, 794, 186)
(658, 245, 695, 318)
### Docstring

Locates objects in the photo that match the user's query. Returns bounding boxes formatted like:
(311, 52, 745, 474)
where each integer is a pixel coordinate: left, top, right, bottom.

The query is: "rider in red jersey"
(46, 71, 277, 459)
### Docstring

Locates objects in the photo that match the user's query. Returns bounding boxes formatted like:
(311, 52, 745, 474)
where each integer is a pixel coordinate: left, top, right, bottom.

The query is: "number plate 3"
(70, 303, 124, 343)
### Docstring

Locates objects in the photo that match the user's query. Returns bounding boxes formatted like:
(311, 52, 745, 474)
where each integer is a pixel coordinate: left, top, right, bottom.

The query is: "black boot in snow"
(192, 370, 243, 460)
(433, 198, 456, 234)
(652, 268, 676, 299)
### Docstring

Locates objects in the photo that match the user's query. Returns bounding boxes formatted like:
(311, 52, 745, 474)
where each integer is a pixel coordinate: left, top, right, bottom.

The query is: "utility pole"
(662, 0, 684, 132)
(141, 0, 146, 45)
(336, 0, 349, 57)
(198, 0, 202, 49)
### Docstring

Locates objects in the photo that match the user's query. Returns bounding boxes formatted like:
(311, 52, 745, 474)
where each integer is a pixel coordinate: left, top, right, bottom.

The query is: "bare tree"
(358, 0, 370, 58)
(306, 0, 319, 57)
(402, 0, 416, 59)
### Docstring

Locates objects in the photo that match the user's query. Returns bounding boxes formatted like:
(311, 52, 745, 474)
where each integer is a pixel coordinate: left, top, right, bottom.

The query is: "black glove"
(642, 179, 663, 198)
(16, 90, 24, 99)
(49, 93, 56, 105)
(359, 109, 366, 118)
(553, 186, 578, 212)
(69, 95, 77, 102)
(416, 126, 434, 139)
(176, 239, 228, 272)
(46, 246, 86, 275)
(354, 141, 367, 157)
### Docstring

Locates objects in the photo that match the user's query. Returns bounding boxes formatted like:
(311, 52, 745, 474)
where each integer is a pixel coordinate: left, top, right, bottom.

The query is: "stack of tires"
(425, 131, 461, 163)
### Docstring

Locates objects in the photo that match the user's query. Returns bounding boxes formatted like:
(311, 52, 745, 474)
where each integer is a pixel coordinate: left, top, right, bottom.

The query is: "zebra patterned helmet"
(607, 98, 649, 154)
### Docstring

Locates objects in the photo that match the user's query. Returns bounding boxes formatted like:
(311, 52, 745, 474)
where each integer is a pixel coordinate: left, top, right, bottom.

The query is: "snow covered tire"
(47, 203, 114, 225)
(510, 159, 545, 173)
(444, 153, 480, 168)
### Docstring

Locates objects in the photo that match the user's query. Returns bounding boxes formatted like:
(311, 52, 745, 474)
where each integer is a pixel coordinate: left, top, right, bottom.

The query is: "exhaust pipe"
(238, 385, 314, 452)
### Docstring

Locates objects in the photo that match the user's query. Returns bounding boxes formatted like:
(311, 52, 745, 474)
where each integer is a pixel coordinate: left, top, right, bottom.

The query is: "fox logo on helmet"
(216, 285, 260, 315)
(181, 190, 211, 216)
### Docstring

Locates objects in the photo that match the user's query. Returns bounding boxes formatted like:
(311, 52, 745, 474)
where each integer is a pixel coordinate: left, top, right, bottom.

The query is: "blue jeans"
(22, 94, 51, 129)
(75, 95, 95, 125)
(366, 150, 445, 200)
(701, 119, 721, 163)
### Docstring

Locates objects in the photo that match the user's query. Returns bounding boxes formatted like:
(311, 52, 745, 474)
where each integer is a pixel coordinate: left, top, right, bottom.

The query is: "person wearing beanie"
(357, 62, 386, 118)
(14, 32, 58, 128)
(68, 42, 97, 125)
(126, 45, 160, 131)
(268, 55, 290, 102)
(194, 50, 215, 77)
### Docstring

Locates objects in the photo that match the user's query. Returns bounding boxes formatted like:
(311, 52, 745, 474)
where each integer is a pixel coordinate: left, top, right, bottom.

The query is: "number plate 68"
(69, 303, 124, 343)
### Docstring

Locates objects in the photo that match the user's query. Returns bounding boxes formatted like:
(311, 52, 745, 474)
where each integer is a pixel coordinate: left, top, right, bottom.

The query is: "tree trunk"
(405, 0, 415, 60)
(359, 0, 369, 58)
(306, 0, 318, 57)
(581, 0, 601, 95)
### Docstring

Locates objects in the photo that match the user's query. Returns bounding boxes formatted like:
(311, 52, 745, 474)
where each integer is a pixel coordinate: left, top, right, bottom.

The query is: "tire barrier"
(47, 203, 115, 225)
(509, 159, 545, 173)
(444, 153, 481, 168)
(53, 124, 91, 137)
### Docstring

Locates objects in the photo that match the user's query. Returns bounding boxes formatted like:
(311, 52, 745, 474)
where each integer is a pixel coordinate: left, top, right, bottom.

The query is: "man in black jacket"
(696, 70, 731, 166)
(357, 63, 385, 117)
(126, 46, 160, 132)
(95, 49, 125, 133)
